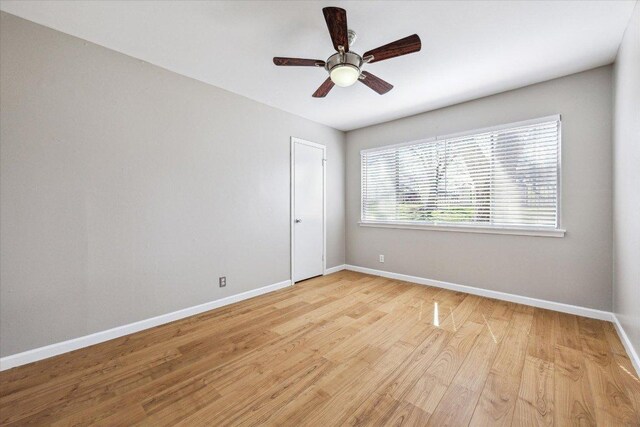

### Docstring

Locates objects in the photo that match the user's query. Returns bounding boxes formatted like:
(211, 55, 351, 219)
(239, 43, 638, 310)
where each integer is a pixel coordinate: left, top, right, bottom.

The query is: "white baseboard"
(0, 279, 292, 371)
(345, 265, 614, 322)
(324, 264, 346, 275)
(612, 314, 640, 376)
(5, 266, 637, 378)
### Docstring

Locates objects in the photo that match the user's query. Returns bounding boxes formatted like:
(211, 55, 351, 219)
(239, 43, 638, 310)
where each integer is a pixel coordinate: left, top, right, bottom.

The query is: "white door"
(292, 139, 325, 282)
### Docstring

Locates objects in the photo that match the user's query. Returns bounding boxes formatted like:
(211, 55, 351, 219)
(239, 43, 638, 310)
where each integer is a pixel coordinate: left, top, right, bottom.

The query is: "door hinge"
(322, 158, 327, 165)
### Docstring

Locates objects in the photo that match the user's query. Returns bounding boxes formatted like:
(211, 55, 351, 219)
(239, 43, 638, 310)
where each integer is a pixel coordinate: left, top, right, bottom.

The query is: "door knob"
(295, 219, 302, 223)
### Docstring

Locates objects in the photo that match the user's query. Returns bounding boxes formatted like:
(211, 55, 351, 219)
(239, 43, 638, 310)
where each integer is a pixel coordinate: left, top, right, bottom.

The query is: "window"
(361, 115, 563, 236)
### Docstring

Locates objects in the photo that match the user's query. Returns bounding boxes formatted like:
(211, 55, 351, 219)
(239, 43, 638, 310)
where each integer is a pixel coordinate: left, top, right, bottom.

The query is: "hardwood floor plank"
(527, 308, 557, 363)
(348, 392, 401, 426)
(554, 312, 582, 351)
(469, 311, 533, 426)
(351, 327, 452, 419)
(298, 366, 390, 426)
(513, 356, 554, 426)
(554, 344, 598, 426)
(421, 321, 484, 385)
(266, 357, 372, 425)
(384, 399, 432, 426)
(603, 321, 628, 356)
(467, 297, 498, 324)
(427, 330, 503, 425)
(611, 352, 640, 416)
(438, 294, 483, 332)
(175, 350, 329, 425)
(584, 356, 639, 425)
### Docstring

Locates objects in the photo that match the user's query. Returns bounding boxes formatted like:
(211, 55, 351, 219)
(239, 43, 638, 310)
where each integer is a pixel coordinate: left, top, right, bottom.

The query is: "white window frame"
(359, 115, 565, 238)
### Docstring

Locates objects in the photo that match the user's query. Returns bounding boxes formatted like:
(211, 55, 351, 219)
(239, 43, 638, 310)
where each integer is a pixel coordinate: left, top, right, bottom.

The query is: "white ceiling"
(1, 1, 636, 131)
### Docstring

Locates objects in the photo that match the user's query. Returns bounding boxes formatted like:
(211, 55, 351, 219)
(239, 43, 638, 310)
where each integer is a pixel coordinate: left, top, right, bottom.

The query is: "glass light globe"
(330, 65, 360, 87)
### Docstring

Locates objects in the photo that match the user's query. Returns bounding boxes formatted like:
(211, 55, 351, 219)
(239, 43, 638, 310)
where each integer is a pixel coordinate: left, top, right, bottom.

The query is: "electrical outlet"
(219, 276, 226, 287)
(379, 255, 384, 263)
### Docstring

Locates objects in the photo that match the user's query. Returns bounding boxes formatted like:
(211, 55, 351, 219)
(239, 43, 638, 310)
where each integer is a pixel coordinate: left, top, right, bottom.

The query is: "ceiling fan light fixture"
(329, 64, 360, 87)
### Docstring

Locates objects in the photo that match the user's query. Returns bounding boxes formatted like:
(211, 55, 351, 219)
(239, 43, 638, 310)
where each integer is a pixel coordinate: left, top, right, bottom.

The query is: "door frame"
(290, 137, 326, 284)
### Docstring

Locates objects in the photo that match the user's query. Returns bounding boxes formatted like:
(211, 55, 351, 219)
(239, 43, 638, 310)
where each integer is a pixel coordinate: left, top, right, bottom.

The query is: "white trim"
(3, 269, 636, 378)
(357, 114, 560, 154)
(360, 136, 437, 154)
(324, 264, 346, 275)
(557, 117, 563, 230)
(291, 139, 295, 283)
(435, 114, 561, 142)
(0, 279, 292, 371)
(344, 265, 613, 321)
(359, 115, 560, 153)
(612, 314, 640, 376)
(291, 137, 327, 284)
(292, 138, 327, 151)
(359, 221, 565, 238)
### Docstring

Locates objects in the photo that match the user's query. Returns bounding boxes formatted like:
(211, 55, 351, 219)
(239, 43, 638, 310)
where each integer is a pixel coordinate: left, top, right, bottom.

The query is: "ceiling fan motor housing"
(325, 51, 363, 75)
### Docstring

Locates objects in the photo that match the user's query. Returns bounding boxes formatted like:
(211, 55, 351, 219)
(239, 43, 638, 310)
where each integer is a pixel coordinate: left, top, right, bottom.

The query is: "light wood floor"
(1, 271, 639, 426)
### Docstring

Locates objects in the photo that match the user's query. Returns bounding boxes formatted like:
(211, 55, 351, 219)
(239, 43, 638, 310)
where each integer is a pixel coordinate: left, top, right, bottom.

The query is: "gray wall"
(0, 12, 345, 357)
(346, 66, 613, 311)
(613, 4, 640, 360)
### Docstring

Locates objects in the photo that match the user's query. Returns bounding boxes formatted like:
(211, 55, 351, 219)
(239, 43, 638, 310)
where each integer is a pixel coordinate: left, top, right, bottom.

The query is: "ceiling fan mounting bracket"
(348, 29, 357, 47)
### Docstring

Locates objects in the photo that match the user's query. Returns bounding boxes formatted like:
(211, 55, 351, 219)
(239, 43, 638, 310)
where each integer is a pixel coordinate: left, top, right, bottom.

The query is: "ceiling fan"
(273, 7, 421, 98)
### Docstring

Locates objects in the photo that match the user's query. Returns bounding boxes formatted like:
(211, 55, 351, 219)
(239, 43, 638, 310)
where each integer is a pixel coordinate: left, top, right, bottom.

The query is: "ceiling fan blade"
(312, 77, 335, 98)
(273, 57, 325, 67)
(322, 7, 349, 52)
(363, 34, 421, 63)
(359, 71, 393, 94)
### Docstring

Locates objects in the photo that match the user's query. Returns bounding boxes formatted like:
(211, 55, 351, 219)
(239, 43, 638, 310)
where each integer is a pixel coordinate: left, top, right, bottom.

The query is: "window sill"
(358, 221, 566, 238)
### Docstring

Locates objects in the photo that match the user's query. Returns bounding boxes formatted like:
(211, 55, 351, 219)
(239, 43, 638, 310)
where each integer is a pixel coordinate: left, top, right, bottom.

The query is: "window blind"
(361, 117, 561, 231)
